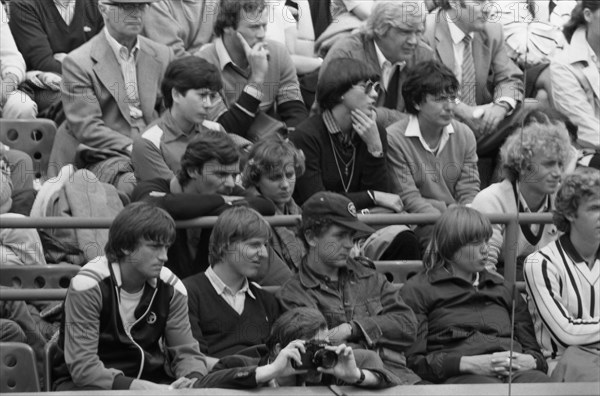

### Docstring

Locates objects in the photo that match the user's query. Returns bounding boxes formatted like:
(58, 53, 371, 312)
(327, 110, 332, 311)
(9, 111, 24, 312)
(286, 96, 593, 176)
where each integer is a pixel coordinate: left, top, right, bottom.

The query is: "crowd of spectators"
(1, 0, 599, 391)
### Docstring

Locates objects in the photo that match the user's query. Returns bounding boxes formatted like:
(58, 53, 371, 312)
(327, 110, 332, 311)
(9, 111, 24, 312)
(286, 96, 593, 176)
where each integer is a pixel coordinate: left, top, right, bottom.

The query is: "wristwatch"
(354, 369, 366, 385)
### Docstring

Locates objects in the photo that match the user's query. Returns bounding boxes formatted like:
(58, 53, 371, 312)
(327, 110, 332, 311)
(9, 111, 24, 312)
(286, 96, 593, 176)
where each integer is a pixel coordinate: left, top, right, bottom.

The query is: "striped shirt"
(524, 234, 600, 360)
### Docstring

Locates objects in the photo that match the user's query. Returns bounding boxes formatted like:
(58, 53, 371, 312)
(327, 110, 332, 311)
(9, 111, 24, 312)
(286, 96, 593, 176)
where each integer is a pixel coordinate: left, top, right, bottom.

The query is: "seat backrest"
(0, 342, 41, 392)
(0, 264, 81, 289)
(374, 260, 423, 284)
(44, 338, 58, 392)
(0, 119, 57, 180)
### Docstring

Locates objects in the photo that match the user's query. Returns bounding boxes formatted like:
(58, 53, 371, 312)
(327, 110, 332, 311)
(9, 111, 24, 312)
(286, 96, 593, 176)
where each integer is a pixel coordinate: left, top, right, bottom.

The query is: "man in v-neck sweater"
(183, 206, 281, 363)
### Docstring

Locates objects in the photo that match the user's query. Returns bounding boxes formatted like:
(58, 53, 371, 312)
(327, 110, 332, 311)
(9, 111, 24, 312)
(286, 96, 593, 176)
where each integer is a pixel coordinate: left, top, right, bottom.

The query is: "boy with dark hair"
(53, 202, 208, 391)
(183, 206, 280, 365)
(132, 56, 253, 182)
(131, 132, 281, 281)
(197, 307, 396, 388)
(276, 191, 421, 384)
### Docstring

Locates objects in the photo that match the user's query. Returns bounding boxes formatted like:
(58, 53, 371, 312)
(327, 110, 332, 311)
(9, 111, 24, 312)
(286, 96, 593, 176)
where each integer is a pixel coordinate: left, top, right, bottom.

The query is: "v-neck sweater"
(183, 273, 281, 358)
(9, 0, 104, 73)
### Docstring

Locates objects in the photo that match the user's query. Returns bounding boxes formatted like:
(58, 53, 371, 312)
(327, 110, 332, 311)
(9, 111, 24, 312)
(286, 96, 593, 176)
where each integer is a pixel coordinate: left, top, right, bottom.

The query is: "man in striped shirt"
(524, 167, 600, 381)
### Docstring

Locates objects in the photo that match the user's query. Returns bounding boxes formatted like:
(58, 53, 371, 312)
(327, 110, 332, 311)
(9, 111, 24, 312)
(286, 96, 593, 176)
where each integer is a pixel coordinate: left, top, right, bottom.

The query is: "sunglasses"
(353, 80, 381, 94)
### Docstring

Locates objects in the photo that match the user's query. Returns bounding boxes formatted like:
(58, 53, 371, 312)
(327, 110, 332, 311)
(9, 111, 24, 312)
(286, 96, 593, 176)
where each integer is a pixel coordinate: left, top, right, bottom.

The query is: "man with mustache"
(50, 0, 173, 196)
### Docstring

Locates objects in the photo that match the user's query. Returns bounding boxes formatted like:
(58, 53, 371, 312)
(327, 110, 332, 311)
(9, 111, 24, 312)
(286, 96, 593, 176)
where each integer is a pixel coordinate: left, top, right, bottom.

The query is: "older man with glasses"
(49, 0, 174, 196)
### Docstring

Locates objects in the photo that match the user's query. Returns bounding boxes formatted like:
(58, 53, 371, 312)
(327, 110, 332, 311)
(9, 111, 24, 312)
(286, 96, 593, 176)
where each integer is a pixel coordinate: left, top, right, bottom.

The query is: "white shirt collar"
(447, 18, 472, 45)
(215, 37, 236, 71)
(104, 27, 140, 59)
(373, 41, 389, 70)
(205, 266, 256, 299)
(404, 114, 454, 154)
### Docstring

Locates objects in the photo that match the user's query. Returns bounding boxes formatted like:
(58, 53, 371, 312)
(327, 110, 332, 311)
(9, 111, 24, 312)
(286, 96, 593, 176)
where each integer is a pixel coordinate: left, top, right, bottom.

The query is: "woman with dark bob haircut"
(400, 206, 550, 384)
(290, 57, 420, 261)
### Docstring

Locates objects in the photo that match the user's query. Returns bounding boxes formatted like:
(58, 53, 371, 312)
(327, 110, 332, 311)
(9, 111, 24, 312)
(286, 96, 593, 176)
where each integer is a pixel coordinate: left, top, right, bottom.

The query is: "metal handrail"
(0, 213, 554, 298)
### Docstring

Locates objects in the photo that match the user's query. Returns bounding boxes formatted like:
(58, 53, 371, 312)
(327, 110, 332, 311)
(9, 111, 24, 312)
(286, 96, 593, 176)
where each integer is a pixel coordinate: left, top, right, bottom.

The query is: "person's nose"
(223, 174, 235, 188)
(158, 246, 168, 262)
(257, 244, 268, 259)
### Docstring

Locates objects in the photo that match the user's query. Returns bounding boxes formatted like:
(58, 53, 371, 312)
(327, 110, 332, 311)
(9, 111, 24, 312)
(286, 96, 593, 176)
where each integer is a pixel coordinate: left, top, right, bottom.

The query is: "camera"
(291, 341, 338, 370)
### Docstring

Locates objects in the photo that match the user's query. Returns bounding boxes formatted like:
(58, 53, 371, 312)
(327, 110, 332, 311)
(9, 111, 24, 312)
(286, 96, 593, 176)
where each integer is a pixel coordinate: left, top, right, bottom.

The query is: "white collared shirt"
(104, 28, 143, 120)
(373, 41, 405, 90)
(446, 20, 516, 110)
(405, 114, 454, 156)
(205, 266, 256, 315)
(447, 19, 472, 85)
(54, 0, 76, 25)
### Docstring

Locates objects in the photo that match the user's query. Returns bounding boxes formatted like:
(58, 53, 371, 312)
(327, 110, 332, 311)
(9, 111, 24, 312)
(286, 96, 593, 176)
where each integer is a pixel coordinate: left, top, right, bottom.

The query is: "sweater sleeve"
(215, 91, 261, 136)
(524, 251, 600, 347)
(195, 356, 259, 389)
(164, 279, 208, 380)
(8, 0, 62, 73)
(182, 276, 209, 354)
(274, 45, 307, 127)
(454, 125, 480, 205)
(63, 278, 130, 389)
(290, 120, 327, 205)
(351, 125, 390, 210)
(386, 125, 441, 214)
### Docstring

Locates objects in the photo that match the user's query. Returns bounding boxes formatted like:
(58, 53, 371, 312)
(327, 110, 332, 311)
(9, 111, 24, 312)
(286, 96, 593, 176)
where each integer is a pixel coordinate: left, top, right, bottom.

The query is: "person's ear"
(273, 343, 282, 356)
(414, 102, 421, 111)
(304, 230, 317, 248)
(187, 168, 199, 180)
(172, 88, 183, 103)
(583, 8, 593, 23)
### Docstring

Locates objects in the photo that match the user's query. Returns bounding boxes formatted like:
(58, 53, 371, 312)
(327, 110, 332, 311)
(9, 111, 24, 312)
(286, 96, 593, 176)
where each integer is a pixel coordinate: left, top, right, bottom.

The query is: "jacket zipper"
(115, 284, 159, 379)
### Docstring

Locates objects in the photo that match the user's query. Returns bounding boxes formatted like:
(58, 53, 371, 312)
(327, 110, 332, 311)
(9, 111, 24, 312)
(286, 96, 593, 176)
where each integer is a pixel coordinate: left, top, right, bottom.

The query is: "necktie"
(461, 35, 477, 106)
(384, 65, 400, 109)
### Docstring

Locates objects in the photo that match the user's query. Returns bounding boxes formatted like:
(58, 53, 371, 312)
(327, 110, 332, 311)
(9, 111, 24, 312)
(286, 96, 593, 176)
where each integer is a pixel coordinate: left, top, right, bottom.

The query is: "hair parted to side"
(266, 308, 327, 355)
(317, 58, 379, 112)
(105, 202, 176, 263)
(424, 206, 492, 273)
(364, 1, 425, 39)
(402, 60, 459, 114)
(208, 206, 271, 266)
(500, 122, 571, 182)
(161, 57, 222, 109)
(563, 1, 600, 43)
(214, 0, 266, 37)
(553, 168, 600, 233)
(177, 131, 240, 188)
(241, 137, 305, 189)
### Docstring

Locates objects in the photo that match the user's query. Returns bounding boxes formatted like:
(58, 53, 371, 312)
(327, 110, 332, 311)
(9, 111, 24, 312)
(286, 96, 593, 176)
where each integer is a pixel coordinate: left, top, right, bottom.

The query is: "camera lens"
(313, 349, 338, 369)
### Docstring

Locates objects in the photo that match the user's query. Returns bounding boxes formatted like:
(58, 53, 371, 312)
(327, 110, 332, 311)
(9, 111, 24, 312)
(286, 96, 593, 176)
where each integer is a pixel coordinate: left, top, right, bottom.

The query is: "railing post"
(504, 215, 519, 285)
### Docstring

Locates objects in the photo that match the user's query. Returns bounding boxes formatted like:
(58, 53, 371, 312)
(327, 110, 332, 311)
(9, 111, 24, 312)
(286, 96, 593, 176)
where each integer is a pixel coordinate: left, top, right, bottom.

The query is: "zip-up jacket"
(53, 256, 208, 390)
(400, 268, 547, 383)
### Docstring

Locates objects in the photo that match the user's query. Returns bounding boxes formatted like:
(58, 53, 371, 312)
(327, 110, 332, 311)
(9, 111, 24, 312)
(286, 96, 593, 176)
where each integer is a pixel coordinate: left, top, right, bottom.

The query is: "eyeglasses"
(197, 90, 221, 107)
(102, 2, 149, 11)
(430, 93, 458, 104)
(353, 80, 381, 95)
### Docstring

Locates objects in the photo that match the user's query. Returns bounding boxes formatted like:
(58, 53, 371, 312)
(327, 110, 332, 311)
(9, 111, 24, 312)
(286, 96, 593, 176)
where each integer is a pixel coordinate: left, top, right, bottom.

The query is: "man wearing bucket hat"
(276, 191, 421, 384)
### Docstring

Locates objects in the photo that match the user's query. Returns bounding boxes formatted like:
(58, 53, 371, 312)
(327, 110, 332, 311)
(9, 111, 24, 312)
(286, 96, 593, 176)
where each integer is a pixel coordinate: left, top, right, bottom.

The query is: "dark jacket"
(400, 268, 547, 383)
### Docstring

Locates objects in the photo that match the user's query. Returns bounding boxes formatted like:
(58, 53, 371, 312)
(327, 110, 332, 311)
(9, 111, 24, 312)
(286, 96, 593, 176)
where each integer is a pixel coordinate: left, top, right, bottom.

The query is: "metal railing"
(0, 212, 553, 301)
